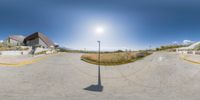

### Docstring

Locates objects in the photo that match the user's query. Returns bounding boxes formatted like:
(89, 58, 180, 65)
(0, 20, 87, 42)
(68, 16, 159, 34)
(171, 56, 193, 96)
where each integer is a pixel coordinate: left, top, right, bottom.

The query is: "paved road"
(0, 52, 200, 100)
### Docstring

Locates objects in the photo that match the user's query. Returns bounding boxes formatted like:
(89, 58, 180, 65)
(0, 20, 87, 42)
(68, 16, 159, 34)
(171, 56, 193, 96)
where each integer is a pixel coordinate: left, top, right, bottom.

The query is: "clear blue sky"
(0, 0, 200, 50)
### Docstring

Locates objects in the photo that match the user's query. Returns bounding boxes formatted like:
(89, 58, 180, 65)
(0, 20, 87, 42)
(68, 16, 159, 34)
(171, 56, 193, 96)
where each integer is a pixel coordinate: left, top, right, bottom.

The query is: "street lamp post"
(97, 41, 101, 86)
(84, 27, 104, 92)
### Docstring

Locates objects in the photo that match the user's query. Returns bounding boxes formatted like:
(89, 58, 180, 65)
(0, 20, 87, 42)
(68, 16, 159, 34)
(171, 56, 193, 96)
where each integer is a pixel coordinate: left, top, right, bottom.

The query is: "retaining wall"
(0, 51, 29, 56)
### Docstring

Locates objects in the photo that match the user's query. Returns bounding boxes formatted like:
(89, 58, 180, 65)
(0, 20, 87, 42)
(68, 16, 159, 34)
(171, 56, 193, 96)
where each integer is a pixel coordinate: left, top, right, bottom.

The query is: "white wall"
(0, 51, 29, 56)
(34, 47, 48, 53)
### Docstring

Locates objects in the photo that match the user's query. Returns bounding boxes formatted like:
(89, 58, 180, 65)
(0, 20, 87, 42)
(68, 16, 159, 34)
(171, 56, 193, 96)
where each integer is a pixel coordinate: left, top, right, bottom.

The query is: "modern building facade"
(0, 32, 57, 56)
(23, 32, 55, 48)
(4, 32, 55, 48)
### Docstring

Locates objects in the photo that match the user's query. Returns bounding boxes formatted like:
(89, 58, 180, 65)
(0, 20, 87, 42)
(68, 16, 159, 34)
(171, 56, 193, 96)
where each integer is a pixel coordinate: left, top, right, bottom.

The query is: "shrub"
(35, 51, 47, 55)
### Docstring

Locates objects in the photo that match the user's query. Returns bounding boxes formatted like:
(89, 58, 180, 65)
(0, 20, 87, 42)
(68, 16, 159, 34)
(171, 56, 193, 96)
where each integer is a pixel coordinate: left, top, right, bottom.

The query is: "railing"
(177, 50, 200, 55)
(187, 51, 193, 54)
(195, 51, 200, 55)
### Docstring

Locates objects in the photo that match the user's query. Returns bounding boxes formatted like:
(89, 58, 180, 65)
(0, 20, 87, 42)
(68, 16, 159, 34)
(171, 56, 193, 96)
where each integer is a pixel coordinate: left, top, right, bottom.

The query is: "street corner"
(180, 54, 200, 64)
(0, 54, 56, 67)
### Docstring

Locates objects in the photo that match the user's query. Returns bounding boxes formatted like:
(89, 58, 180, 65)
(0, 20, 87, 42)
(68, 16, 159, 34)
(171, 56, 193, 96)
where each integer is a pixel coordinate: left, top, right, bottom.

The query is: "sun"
(95, 26, 105, 34)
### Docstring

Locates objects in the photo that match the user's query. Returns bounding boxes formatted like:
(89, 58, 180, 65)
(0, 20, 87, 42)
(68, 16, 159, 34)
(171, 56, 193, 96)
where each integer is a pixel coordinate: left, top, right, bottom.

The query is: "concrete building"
(24, 32, 55, 48)
(6, 35, 25, 46)
(0, 32, 56, 56)
(177, 41, 200, 55)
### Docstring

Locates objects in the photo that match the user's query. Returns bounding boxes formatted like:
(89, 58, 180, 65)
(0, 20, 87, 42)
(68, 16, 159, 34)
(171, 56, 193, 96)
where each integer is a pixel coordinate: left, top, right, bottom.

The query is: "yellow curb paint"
(0, 53, 60, 67)
(180, 54, 200, 64)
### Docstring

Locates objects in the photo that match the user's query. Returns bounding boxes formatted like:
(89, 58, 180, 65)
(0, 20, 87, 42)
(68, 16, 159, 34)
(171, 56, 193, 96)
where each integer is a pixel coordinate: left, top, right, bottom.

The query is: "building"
(24, 32, 55, 48)
(6, 35, 25, 46)
(177, 41, 200, 55)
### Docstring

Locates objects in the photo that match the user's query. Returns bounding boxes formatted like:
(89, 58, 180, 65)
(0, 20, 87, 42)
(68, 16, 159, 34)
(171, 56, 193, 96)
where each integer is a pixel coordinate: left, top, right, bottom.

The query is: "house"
(6, 35, 25, 46)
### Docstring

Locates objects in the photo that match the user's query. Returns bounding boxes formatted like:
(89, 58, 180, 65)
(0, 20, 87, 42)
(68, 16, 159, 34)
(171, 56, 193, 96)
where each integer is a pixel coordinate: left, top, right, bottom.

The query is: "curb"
(81, 57, 145, 66)
(0, 53, 59, 67)
(180, 55, 200, 64)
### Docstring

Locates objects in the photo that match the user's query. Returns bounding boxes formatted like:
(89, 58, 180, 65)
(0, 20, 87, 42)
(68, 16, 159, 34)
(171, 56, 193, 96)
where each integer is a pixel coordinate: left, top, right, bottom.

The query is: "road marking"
(180, 55, 200, 64)
(0, 53, 60, 67)
(159, 56, 163, 61)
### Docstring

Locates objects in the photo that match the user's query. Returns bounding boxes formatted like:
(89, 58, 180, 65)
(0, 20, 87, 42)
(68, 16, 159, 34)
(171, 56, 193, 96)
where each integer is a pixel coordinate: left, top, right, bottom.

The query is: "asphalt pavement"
(0, 52, 200, 100)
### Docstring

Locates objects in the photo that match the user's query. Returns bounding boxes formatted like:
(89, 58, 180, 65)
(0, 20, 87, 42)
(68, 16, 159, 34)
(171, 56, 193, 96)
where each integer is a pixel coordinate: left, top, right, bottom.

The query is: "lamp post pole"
(97, 41, 101, 86)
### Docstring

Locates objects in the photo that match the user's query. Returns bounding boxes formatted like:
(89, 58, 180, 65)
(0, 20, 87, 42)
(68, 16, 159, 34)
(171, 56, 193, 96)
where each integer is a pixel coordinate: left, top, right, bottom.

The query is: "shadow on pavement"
(84, 84, 103, 92)
(84, 66, 103, 92)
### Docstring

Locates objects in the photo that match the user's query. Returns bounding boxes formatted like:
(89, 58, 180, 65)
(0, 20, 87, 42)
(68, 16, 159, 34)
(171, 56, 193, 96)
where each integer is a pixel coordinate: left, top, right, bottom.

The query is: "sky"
(0, 0, 200, 51)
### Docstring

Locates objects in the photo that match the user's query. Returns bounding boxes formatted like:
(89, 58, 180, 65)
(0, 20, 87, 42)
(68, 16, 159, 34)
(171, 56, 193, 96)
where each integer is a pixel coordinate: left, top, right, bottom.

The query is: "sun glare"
(95, 26, 105, 34)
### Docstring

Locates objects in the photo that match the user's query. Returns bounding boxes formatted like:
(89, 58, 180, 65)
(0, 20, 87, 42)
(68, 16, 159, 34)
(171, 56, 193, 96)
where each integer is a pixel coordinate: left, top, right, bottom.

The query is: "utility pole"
(97, 41, 101, 86)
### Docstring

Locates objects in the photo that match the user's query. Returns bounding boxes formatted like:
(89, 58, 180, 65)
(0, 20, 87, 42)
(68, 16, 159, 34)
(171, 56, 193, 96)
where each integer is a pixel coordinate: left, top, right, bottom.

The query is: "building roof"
(9, 35, 25, 43)
(24, 32, 55, 47)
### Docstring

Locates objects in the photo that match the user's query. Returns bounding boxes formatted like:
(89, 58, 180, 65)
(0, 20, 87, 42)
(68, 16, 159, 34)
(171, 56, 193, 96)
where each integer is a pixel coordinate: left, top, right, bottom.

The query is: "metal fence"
(177, 50, 200, 55)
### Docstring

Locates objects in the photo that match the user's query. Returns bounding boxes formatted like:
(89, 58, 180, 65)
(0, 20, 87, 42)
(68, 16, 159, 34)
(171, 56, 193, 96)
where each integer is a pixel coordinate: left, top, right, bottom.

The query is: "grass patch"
(81, 52, 151, 66)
